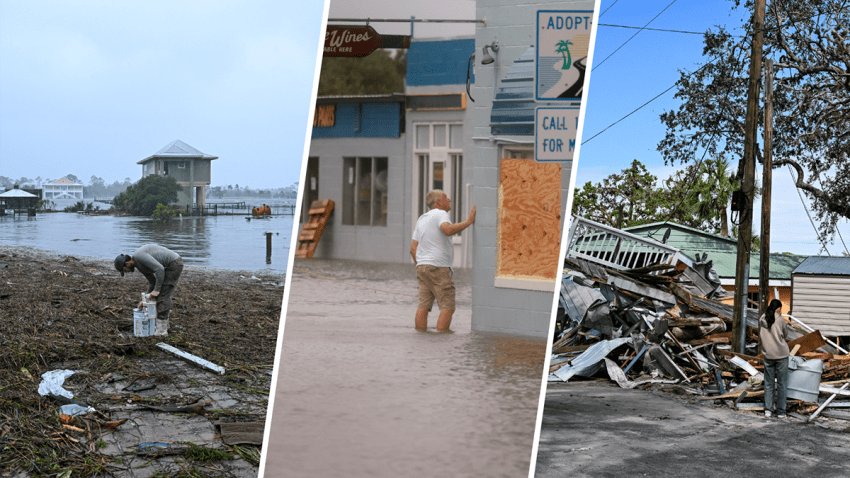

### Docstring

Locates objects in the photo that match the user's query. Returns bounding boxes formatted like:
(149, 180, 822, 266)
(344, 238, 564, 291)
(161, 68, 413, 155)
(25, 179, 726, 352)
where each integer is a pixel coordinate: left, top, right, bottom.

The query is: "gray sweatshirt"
(759, 311, 790, 360)
(133, 244, 180, 293)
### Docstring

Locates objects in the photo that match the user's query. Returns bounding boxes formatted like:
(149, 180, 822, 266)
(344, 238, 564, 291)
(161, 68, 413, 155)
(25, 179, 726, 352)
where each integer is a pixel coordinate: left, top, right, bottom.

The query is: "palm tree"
(555, 40, 573, 70)
(664, 158, 739, 236)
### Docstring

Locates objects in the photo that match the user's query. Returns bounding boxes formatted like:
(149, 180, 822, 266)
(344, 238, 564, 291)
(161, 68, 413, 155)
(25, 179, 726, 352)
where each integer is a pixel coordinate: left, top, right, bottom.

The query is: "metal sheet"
(793, 256, 850, 276)
(561, 277, 612, 335)
(156, 343, 225, 375)
(551, 337, 633, 382)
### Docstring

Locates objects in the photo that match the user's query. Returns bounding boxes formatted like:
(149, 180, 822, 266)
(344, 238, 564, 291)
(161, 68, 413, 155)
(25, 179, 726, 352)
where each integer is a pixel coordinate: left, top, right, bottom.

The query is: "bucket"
(786, 356, 823, 403)
(133, 293, 157, 337)
(133, 308, 155, 337)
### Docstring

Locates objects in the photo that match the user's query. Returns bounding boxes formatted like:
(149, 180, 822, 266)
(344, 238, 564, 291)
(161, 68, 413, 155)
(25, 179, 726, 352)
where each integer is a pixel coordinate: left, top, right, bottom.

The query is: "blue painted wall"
(312, 102, 402, 138)
(407, 39, 475, 86)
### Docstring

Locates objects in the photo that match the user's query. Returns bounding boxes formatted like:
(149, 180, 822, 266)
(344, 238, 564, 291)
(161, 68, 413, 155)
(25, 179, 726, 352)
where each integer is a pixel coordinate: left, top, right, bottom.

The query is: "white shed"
(791, 256, 850, 337)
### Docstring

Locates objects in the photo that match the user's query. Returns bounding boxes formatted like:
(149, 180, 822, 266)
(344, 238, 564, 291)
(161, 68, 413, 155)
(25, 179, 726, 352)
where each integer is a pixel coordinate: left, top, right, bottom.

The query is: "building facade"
(42, 178, 83, 200)
(791, 256, 850, 337)
(138, 140, 217, 208)
(468, 0, 593, 336)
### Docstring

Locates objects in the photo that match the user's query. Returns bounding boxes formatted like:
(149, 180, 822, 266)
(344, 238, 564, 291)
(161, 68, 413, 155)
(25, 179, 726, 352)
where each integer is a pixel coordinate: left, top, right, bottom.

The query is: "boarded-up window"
(496, 158, 562, 283)
(314, 105, 336, 127)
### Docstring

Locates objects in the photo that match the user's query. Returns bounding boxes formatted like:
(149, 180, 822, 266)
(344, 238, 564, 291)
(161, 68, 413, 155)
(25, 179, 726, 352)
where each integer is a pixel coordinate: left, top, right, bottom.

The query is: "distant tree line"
(206, 183, 299, 199)
(0, 174, 134, 198)
(1, 174, 297, 200)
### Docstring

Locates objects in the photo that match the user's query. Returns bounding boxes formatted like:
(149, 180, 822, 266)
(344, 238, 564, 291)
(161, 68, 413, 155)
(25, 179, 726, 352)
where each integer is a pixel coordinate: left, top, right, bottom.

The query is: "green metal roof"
(702, 251, 808, 279)
(624, 222, 737, 253)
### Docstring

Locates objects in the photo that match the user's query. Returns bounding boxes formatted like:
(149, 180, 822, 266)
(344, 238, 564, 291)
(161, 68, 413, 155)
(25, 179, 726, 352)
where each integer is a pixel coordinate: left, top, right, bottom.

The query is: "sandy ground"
(535, 381, 850, 478)
(0, 245, 285, 478)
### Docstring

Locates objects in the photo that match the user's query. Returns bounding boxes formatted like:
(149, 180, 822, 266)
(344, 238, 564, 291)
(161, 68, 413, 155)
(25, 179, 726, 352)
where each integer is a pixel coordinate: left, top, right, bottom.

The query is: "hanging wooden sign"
(324, 25, 383, 57)
(324, 25, 411, 57)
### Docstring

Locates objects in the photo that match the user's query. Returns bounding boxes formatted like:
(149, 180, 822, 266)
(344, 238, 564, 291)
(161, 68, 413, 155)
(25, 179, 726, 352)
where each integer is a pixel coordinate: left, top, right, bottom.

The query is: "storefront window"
(342, 157, 388, 227)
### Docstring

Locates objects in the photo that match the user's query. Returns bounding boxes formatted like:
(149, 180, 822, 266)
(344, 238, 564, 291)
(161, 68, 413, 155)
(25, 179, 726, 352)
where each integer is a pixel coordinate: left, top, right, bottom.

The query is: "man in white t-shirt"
(410, 189, 476, 331)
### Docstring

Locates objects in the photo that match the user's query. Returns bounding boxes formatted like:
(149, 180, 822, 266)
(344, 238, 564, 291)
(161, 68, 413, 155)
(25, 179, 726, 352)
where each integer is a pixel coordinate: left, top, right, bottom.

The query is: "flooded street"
(266, 259, 547, 478)
(0, 203, 294, 272)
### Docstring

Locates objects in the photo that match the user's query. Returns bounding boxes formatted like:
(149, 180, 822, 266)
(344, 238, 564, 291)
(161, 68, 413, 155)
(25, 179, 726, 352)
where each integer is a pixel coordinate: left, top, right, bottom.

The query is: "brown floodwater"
(264, 258, 547, 478)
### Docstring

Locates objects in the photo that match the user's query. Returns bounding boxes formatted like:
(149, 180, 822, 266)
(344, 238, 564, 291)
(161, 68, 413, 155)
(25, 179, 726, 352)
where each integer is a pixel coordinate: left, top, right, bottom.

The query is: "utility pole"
(759, 59, 774, 319)
(732, 0, 767, 354)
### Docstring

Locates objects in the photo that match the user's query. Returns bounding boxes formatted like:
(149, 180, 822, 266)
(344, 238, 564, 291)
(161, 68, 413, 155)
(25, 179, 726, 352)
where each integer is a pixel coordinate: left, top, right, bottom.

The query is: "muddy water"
(0, 205, 294, 272)
(266, 259, 547, 478)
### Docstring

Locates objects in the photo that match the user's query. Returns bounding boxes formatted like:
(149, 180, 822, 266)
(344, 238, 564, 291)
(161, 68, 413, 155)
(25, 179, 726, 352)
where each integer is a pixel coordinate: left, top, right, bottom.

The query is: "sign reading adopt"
(324, 25, 411, 57)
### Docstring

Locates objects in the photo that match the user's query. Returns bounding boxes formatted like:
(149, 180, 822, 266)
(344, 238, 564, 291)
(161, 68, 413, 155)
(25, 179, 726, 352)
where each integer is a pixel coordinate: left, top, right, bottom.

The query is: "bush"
(113, 176, 182, 216)
(64, 200, 86, 212)
(150, 203, 178, 222)
(36, 199, 55, 211)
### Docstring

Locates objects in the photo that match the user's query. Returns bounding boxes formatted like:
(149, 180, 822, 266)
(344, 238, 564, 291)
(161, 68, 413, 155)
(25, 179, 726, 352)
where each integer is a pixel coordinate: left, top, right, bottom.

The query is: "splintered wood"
(496, 158, 562, 281)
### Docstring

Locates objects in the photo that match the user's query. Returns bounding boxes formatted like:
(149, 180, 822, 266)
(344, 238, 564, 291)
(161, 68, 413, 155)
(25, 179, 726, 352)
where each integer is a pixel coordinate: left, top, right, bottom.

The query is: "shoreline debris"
(553, 217, 850, 424)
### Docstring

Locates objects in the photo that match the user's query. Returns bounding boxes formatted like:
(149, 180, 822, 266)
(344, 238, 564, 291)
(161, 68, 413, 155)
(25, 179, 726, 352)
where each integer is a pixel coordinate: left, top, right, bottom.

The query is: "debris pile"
(551, 255, 850, 425)
(0, 246, 282, 477)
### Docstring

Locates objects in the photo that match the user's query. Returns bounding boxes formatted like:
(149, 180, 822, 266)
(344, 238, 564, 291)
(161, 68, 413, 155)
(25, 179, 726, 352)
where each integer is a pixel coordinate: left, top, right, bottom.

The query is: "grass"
(182, 443, 234, 462)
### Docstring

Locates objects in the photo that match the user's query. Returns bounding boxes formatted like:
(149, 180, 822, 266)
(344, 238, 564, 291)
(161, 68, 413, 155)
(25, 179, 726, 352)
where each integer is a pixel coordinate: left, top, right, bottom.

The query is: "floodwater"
(0, 199, 295, 272)
(266, 259, 547, 478)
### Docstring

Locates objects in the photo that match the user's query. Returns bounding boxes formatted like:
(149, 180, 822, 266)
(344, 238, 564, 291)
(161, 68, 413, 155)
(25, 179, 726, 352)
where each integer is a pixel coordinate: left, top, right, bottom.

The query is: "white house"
(42, 178, 83, 200)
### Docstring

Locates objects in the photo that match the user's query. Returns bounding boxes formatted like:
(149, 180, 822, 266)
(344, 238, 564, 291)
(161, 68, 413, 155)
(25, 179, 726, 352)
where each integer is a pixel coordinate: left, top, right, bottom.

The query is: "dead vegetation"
(0, 246, 284, 477)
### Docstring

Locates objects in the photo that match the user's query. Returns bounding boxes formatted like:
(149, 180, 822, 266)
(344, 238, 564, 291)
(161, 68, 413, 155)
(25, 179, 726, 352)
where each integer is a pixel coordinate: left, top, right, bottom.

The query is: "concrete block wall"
(469, 0, 591, 337)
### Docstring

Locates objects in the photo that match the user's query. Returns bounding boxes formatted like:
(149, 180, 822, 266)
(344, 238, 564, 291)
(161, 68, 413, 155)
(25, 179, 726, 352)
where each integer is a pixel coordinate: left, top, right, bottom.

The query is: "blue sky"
(577, 0, 850, 256)
(0, 0, 326, 189)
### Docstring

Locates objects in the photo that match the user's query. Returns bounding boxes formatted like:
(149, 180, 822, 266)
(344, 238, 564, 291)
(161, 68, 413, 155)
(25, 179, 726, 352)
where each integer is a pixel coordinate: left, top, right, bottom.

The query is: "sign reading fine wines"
(324, 25, 383, 57)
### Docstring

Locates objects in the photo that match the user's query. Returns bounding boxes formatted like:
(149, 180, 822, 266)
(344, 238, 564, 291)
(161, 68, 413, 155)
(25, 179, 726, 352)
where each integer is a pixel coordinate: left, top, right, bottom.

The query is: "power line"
(787, 166, 831, 256)
(598, 23, 705, 35)
(599, 0, 621, 19)
(580, 82, 679, 145)
(592, 0, 681, 72)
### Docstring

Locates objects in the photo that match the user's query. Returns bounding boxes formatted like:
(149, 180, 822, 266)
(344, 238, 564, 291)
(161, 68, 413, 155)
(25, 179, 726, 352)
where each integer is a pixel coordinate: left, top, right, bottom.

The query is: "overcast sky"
(0, 0, 326, 189)
(577, 0, 850, 256)
(328, 0, 476, 38)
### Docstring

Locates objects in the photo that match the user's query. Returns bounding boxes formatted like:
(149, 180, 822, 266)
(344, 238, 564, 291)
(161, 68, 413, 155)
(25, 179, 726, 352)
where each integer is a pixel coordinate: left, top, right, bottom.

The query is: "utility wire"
(580, 82, 678, 144)
(592, 0, 681, 72)
(599, 0, 621, 19)
(787, 166, 831, 256)
(805, 151, 850, 256)
(598, 23, 706, 35)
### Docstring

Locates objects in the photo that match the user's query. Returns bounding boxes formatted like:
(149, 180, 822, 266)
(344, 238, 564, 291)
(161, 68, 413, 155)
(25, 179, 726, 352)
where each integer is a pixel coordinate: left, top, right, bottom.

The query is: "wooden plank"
(552, 344, 591, 354)
(689, 336, 729, 345)
(757, 330, 827, 358)
(496, 158, 562, 281)
(218, 421, 265, 446)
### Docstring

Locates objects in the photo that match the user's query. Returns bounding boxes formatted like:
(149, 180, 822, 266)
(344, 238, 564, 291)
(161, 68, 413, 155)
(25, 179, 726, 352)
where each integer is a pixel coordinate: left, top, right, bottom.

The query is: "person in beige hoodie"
(759, 299, 790, 418)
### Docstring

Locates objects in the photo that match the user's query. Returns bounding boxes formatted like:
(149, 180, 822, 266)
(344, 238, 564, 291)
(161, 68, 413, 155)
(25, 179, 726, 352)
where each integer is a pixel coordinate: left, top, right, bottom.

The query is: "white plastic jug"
(134, 293, 157, 337)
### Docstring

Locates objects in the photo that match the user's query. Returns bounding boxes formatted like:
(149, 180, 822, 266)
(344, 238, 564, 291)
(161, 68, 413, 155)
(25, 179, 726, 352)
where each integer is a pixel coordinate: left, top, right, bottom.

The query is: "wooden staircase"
(295, 200, 334, 258)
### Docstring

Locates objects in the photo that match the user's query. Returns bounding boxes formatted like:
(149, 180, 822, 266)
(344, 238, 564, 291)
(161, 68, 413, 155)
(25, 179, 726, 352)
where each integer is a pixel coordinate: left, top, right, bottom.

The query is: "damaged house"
(623, 221, 808, 315)
(550, 216, 850, 423)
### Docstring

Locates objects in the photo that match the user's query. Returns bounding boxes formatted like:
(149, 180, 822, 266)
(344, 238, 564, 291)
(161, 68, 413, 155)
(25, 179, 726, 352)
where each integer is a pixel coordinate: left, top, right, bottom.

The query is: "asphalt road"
(534, 381, 850, 478)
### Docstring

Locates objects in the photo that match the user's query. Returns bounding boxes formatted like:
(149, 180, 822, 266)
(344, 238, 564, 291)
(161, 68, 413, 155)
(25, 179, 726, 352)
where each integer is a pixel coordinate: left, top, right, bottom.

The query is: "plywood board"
(496, 158, 562, 281)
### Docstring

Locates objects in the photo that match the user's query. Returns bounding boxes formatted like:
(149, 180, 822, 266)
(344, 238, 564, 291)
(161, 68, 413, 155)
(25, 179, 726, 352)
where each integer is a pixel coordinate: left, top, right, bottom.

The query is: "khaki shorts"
(417, 265, 455, 312)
